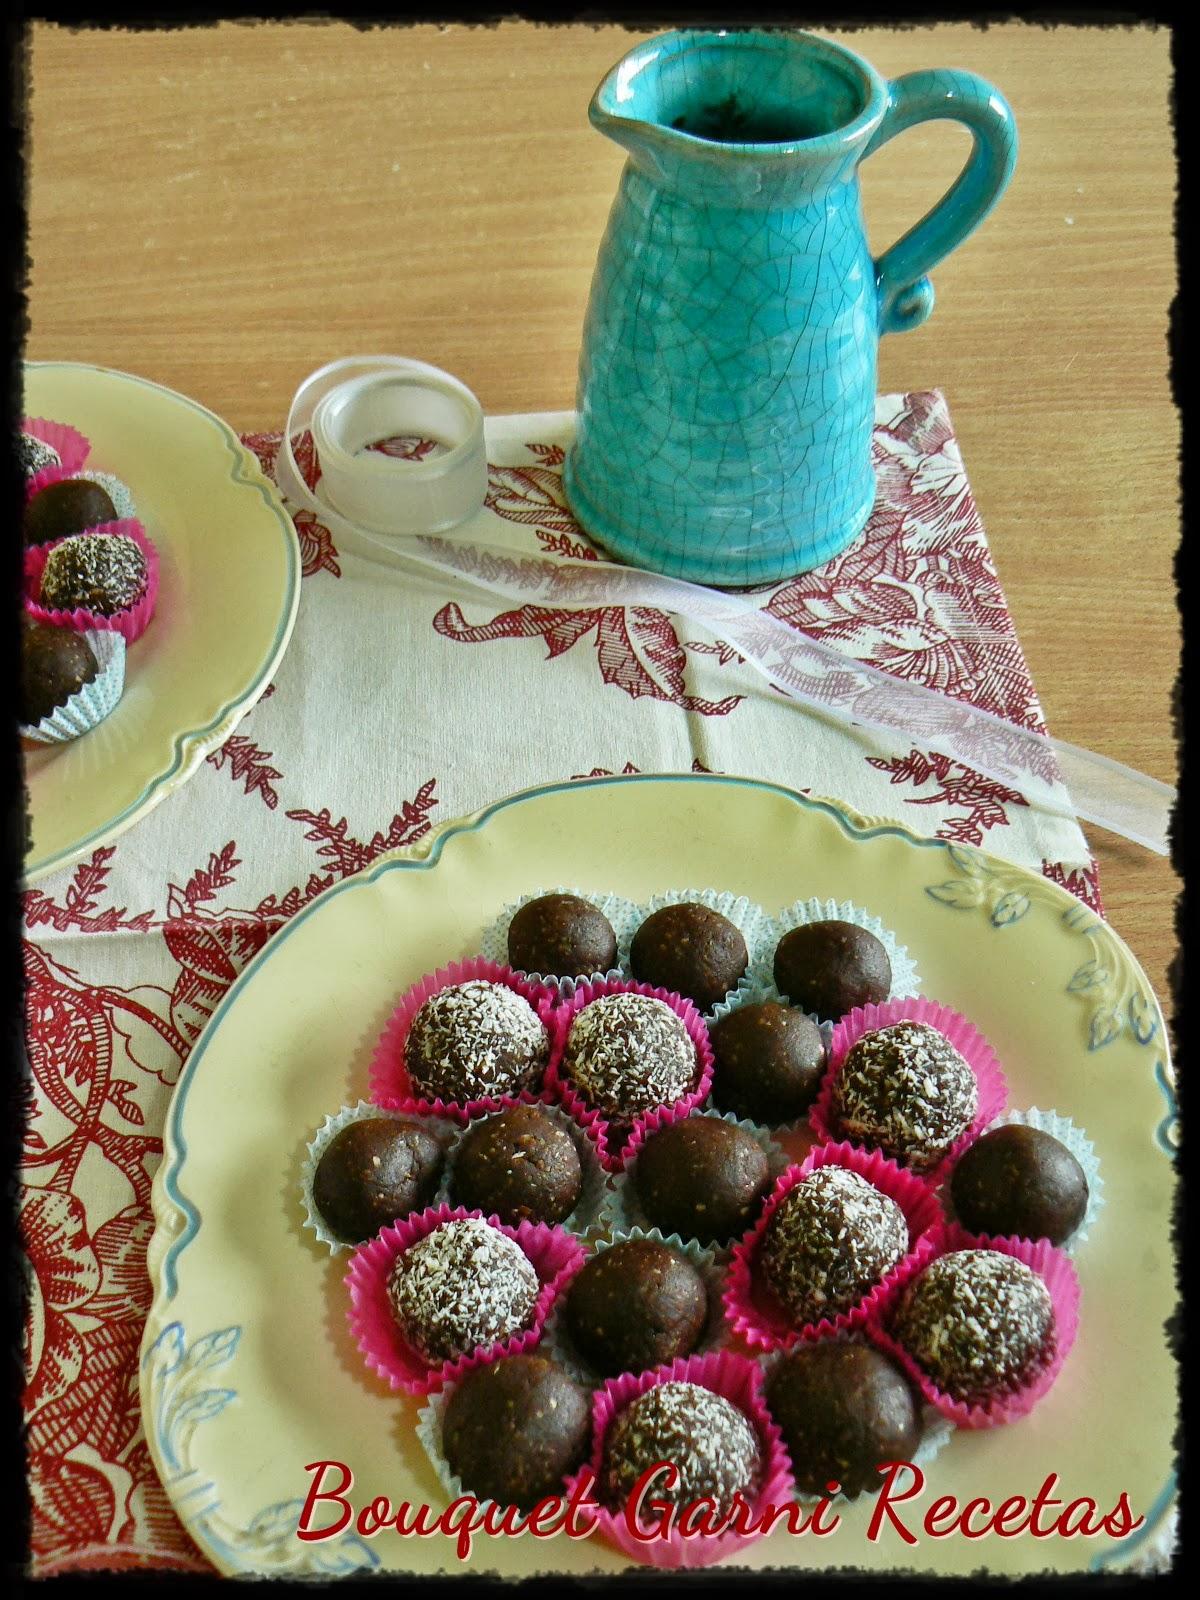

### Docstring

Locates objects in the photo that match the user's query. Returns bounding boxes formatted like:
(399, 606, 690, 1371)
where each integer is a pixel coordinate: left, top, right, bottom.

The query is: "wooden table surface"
(25, 20, 1178, 1019)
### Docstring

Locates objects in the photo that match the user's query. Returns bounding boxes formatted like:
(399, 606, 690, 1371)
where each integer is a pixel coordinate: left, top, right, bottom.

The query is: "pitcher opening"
(603, 32, 880, 152)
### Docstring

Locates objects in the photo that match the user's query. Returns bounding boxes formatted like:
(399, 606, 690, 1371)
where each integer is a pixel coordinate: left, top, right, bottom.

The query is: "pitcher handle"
(865, 69, 1018, 335)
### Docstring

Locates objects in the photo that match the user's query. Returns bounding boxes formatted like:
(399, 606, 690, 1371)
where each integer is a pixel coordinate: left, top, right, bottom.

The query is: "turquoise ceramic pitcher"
(563, 30, 1017, 585)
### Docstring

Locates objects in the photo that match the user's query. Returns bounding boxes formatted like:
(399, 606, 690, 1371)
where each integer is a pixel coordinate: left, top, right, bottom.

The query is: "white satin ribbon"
(276, 360, 1174, 857)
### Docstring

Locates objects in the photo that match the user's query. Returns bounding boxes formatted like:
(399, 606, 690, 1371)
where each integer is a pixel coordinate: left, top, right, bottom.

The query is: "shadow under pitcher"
(562, 29, 1017, 586)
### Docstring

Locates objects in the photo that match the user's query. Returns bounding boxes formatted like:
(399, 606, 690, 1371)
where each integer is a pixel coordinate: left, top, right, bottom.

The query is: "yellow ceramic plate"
(23, 362, 301, 884)
(142, 775, 1176, 1579)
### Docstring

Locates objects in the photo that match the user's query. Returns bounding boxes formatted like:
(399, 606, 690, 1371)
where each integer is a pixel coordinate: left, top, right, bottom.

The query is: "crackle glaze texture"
(565, 31, 1017, 585)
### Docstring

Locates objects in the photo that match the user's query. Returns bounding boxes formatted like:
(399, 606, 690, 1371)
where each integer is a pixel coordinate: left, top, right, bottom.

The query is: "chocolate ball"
(563, 992, 696, 1121)
(601, 1380, 761, 1514)
(507, 893, 618, 978)
(442, 1353, 592, 1510)
(892, 1249, 1054, 1405)
(630, 902, 749, 1012)
(757, 1166, 909, 1329)
(564, 1239, 709, 1376)
(450, 1105, 583, 1227)
(709, 1001, 825, 1125)
(387, 1217, 540, 1364)
(832, 1021, 978, 1173)
(20, 618, 98, 726)
(25, 479, 117, 547)
(766, 1341, 922, 1497)
(773, 921, 892, 1021)
(950, 1125, 1088, 1245)
(633, 1115, 772, 1245)
(405, 981, 549, 1105)
(40, 532, 148, 616)
(311, 1117, 444, 1245)
(20, 433, 61, 479)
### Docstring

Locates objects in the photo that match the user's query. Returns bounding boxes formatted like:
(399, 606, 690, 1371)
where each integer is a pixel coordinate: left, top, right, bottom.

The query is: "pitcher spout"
(589, 29, 888, 201)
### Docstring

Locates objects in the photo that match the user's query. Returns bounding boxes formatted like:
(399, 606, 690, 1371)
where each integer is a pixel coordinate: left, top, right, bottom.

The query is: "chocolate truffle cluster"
(326, 883, 1095, 1536)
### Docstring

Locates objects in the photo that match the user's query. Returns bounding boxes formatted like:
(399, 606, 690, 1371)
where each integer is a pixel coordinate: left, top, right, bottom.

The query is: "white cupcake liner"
(479, 886, 641, 997)
(300, 1100, 460, 1254)
(600, 1108, 791, 1257)
(943, 1106, 1104, 1253)
(707, 977, 835, 1134)
(21, 629, 125, 744)
(542, 1224, 729, 1387)
(626, 887, 773, 1017)
(759, 1342, 954, 1504)
(416, 1385, 477, 1509)
(74, 468, 137, 521)
(756, 897, 921, 1008)
(438, 1100, 611, 1237)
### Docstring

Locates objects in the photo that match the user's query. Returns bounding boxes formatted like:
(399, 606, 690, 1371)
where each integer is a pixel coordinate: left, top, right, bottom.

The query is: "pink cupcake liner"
(871, 1224, 1081, 1430)
(22, 416, 90, 475)
(344, 1201, 585, 1397)
(25, 521, 160, 644)
(543, 977, 715, 1172)
(368, 957, 558, 1121)
(722, 1141, 943, 1354)
(810, 997, 1010, 1187)
(564, 1349, 794, 1569)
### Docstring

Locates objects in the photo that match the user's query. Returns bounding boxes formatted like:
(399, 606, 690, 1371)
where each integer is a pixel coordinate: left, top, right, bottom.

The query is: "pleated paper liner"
(541, 1224, 730, 1388)
(543, 977, 715, 1171)
(22, 416, 90, 476)
(599, 1106, 790, 1256)
(722, 1141, 943, 1355)
(755, 895, 922, 1010)
(810, 996, 1010, 1188)
(367, 956, 558, 1122)
(625, 886, 773, 1017)
(561, 1349, 795, 1569)
(758, 1325, 954, 1505)
(870, 1224, 1081, 1429)
(299, 1100, 461, 1255)
(24, 521, 160, 644)
(20, 629, 125, 745)
(940, 1105, 1104, 1254)
(344, 1202, 585, 1397)
(478, 885, 640, 997)
(437, 1097, 609, 1237)
(706, 976, 834, 1134)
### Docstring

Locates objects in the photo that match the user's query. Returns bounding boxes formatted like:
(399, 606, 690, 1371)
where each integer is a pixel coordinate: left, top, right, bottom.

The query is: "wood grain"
(25, 20, 1179, 1020)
